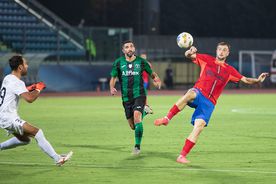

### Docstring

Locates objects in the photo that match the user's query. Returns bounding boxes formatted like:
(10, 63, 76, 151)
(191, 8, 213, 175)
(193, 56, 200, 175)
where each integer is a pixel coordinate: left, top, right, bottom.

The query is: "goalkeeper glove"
(35, 82, 46, 92)
(26, 83, 36, 92)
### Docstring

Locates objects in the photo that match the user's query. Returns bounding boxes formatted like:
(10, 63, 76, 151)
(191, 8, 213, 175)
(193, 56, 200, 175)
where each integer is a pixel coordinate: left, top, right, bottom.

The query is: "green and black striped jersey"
(111, 56, 153, 102)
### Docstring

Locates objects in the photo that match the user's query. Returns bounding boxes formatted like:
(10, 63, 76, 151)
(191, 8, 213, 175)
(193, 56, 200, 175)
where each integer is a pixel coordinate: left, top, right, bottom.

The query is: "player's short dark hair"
(121, 40, 135, 48)
(217, 42, 231, 51)
(9, 55, 24, 71)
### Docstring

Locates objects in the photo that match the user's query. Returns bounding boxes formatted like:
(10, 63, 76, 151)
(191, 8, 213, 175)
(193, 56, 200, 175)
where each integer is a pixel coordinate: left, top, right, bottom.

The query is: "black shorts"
(122, 96, 146, 119)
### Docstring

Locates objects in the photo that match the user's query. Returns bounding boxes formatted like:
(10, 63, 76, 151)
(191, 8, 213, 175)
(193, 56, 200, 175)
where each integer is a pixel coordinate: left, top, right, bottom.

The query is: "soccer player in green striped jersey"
(109, 40, 161, 155)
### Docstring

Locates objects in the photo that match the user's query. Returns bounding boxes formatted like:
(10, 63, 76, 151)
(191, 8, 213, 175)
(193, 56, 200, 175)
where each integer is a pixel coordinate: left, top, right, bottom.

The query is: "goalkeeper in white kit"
(0, 55, 72, 166)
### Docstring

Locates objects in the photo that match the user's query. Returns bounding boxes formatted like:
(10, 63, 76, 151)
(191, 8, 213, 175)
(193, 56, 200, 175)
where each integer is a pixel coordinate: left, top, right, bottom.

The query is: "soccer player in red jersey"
(154, 42, 269, 164)
(141, 53, 152, 90)
(141, 53, 154, 114)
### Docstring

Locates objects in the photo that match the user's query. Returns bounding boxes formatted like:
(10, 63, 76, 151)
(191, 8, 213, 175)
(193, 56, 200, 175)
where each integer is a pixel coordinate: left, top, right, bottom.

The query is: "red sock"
(180, 139, 195, 157)
(166, 104, 180, 120)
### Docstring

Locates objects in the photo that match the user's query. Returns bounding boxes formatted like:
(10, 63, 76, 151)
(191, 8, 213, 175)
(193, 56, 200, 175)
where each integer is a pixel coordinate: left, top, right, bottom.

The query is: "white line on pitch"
(0, 161, 276, 175)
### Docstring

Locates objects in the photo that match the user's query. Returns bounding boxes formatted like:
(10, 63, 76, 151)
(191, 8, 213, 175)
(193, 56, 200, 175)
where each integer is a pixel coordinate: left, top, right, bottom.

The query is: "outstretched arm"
(240, 73, 269, 85)
(185, 46, 197, 60)
(109, 77, 117, 95)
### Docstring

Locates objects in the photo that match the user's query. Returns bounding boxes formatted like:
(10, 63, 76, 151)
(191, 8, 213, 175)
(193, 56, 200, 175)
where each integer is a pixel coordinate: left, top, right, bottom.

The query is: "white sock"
(0, 137, 29, 150)
(34, 129, 60, 162)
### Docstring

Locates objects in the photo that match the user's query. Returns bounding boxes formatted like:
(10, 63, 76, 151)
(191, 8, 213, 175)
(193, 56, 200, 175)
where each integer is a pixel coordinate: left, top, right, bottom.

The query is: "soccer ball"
(176, 32, 193, 48)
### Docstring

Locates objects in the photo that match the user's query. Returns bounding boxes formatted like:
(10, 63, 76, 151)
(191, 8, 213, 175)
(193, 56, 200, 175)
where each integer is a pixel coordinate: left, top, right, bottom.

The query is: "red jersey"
(193, 54, 243, 105)
(142, 61, 152, 83)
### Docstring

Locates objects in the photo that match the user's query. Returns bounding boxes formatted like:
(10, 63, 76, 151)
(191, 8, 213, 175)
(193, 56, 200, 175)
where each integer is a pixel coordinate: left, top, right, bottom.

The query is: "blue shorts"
(143, 82, 149, 89)
(187, 88, 215, 126)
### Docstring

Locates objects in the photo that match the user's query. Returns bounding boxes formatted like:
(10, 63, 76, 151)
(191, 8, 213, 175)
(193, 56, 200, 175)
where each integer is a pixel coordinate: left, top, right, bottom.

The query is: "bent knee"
(133, 111, 142, 123)
(186, 89, 197, 100)
(23, 122, 39, 136)
(179, 90, 196, 104)
(194, 120, 206, 129)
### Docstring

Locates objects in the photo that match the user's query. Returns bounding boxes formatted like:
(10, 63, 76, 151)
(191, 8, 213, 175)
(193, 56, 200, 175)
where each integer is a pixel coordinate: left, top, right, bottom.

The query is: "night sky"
(37, 0, 276, 38)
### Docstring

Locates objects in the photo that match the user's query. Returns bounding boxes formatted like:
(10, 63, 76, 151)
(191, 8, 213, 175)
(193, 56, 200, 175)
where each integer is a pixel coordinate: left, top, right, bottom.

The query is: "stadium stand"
(0, 0, 85, 61)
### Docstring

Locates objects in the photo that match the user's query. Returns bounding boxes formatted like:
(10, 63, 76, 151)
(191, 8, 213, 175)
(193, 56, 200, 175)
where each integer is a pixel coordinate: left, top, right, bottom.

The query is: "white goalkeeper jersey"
(0, 74, 28, 116)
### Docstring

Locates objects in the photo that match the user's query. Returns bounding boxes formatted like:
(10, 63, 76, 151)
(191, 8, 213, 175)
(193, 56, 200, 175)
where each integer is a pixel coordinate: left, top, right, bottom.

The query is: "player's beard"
(217, 55, 226, 61)
(21, 69, 27, 76)
(126, 51, 134, 58)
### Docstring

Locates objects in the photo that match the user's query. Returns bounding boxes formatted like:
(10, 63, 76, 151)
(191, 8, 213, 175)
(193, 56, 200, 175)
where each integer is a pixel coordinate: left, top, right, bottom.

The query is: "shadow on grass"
(61, 144, 188, 163)
(143, 151, 177, 161)
(61, 144, 128, 153)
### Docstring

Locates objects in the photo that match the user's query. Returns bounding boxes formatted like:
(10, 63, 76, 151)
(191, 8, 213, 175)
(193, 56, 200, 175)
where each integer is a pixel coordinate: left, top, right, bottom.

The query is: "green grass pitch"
(0, 93, 276, 184)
